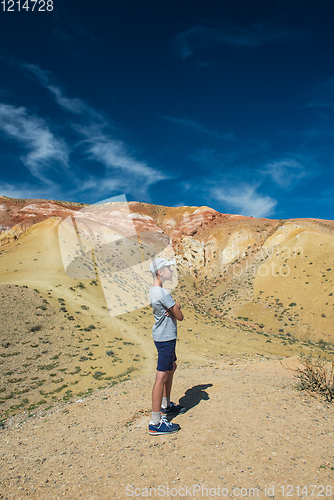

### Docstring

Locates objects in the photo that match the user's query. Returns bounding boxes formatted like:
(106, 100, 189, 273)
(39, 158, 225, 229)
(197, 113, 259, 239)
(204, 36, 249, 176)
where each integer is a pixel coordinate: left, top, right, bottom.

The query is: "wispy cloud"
(22, 63, 90, 115)
(164, 115, 235, 140)
(49, 85, 89, 115)
(27, 63, 168, 191)
(0, 103, 69, 182)
(77, 125, 168, 195)
(3, 60, 168, 200)
(87, 139, 165, 181)
(262, 158, 308, 188)
(175, 24, 292, 59)
(211, 183, 277, 218)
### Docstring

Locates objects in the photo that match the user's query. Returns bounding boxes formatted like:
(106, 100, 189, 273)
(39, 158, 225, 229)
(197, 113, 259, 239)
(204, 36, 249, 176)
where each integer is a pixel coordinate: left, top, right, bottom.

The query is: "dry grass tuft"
(295, 353, 334, 402)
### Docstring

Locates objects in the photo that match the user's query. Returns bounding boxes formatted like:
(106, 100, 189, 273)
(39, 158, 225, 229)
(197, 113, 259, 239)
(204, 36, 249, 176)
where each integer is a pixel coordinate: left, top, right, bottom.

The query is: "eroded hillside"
(0, 196, 333, 421)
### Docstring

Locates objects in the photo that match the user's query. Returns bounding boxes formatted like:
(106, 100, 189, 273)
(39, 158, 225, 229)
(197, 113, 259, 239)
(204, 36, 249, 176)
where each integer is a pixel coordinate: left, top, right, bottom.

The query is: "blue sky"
(1, 0, 334, 219)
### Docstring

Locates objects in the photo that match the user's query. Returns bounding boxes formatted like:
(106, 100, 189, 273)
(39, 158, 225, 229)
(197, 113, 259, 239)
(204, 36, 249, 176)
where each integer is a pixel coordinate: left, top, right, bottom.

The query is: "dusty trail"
(1, 358, 333, 499)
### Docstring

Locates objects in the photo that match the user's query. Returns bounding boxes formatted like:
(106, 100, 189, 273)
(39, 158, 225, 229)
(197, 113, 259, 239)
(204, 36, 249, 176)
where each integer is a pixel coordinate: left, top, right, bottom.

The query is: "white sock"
(162, 397, 170, 409)
(150, 411, 161, 425)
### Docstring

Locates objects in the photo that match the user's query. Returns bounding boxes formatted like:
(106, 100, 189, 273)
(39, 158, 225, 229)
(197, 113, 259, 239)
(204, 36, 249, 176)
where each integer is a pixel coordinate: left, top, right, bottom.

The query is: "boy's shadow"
(170, 384, 213, 420)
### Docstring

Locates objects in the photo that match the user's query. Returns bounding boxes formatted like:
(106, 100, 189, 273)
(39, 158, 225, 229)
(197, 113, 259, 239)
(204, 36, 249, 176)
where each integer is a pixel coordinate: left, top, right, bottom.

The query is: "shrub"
(30, 325, 42, 332)
(83, 325, 95, 331)
(295, 353, 334, 402)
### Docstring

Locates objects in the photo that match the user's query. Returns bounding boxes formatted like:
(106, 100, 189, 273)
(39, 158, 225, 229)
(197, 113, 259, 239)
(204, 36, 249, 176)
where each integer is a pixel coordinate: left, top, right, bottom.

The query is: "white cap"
(149, 257, 176, 273)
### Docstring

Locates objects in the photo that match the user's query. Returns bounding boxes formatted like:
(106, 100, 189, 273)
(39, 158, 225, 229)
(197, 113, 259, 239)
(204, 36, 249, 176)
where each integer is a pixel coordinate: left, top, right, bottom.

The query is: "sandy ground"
(1, 357, 333, 499)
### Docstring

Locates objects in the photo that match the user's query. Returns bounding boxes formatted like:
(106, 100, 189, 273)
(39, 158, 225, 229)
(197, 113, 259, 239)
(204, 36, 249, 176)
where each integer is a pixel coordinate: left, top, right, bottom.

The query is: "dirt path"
(1, 358, 333, 499)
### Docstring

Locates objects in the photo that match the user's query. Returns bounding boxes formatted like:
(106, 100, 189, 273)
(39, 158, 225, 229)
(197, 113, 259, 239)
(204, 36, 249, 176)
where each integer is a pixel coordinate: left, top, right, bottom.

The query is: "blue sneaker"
(161, 402, 186, 416)
(149, 416, 180, 435)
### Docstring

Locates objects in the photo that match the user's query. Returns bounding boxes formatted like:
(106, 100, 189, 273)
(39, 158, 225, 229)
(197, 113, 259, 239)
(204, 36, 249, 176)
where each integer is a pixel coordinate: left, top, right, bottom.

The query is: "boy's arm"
(167, 302, 183, 321)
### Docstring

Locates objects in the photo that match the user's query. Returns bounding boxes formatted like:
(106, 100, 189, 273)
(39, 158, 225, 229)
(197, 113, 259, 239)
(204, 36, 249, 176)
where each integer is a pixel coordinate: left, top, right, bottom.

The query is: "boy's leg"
(150, 367, 181, 434)
(162, 361, 176, 403)
(151, 340, 183, 425)
(161, 360, 186, 415)
(151, 370, 168, 415)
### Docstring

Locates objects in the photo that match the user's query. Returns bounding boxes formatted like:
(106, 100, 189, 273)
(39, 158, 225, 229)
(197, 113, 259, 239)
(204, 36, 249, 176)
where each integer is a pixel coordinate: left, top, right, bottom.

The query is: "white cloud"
(13, 62, 168, 199)
(23, 63, 89, 115)
(0, 103, 69, 181)
(211, 183, 277, 218)
(48, 85, 87, 114)
(86, 137, 166, 181)
(263, 158, 308, 188)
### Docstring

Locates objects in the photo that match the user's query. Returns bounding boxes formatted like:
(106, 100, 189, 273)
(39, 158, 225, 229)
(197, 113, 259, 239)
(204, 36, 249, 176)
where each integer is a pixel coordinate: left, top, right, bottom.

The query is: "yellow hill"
(0, 203, 333, 422)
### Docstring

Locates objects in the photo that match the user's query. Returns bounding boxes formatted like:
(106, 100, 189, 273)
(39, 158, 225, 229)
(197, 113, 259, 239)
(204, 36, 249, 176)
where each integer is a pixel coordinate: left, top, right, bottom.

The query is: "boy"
(148, 257, 185, 435)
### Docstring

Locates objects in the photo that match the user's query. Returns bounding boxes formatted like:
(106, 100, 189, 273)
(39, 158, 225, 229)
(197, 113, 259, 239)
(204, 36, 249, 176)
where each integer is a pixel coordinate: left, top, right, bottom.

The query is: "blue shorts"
(154, 339, 177, 372)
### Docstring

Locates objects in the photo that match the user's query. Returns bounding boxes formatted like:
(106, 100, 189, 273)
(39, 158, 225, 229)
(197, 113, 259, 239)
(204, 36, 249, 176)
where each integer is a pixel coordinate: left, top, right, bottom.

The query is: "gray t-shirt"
(149, 286, 177, 342)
